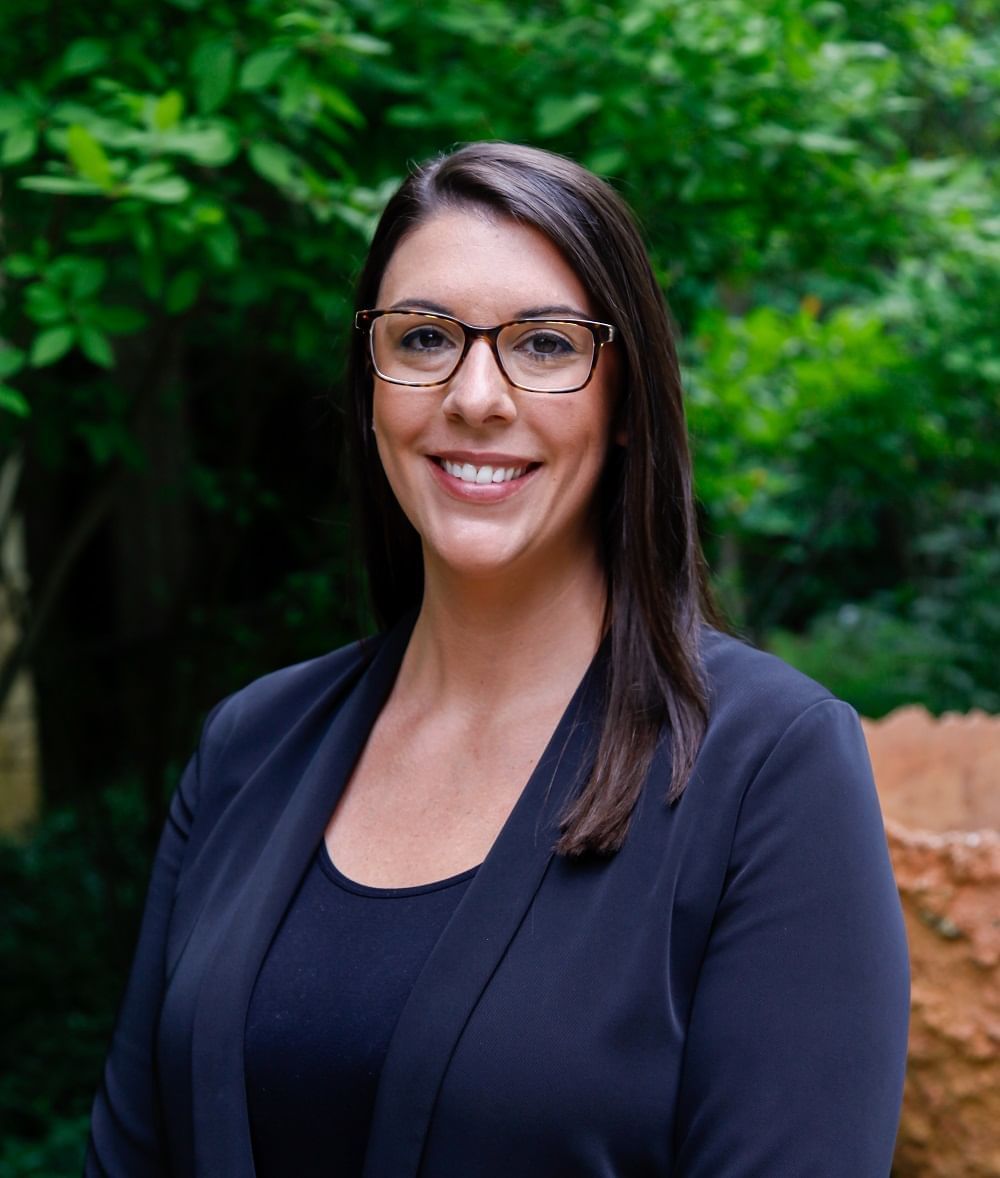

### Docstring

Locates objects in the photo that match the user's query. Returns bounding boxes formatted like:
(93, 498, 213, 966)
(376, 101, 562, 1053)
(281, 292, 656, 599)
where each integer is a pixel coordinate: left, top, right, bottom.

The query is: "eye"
(509, 325, 583, 363)
(401, 326, 451, 351)
(525, 332, 569, 355)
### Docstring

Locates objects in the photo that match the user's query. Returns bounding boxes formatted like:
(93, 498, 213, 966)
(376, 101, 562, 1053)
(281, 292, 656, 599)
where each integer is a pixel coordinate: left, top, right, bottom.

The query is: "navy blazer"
(87, 620, 909, 1176)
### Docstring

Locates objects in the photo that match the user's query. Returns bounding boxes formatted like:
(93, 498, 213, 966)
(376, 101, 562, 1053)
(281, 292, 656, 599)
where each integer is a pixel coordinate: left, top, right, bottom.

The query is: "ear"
(614, 424, 627, 447)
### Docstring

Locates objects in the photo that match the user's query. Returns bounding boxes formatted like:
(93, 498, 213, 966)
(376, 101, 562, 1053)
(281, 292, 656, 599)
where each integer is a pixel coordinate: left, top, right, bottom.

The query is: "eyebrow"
(385, 299, 595, 321)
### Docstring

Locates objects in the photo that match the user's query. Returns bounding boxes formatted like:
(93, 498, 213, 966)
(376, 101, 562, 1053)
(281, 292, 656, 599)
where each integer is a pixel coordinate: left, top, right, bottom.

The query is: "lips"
(427, 453, 540, 499)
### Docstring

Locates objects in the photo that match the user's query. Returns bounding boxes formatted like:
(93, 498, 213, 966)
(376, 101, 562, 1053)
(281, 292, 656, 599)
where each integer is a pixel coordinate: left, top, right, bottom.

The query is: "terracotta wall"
(863, 708, 1000, 1178)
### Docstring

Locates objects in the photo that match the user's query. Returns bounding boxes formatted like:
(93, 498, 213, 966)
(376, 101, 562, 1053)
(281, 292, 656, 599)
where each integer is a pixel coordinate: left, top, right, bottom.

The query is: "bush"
(0, 784, 152, 1174)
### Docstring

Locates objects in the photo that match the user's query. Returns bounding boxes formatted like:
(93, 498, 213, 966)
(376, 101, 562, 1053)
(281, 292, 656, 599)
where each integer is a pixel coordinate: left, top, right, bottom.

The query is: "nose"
(440, 337, 517, 426)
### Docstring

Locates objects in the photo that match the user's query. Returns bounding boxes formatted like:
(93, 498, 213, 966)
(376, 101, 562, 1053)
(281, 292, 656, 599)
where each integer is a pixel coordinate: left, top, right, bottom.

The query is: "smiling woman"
(87, 143, 910, 1177)
(362, 209, 618, 613)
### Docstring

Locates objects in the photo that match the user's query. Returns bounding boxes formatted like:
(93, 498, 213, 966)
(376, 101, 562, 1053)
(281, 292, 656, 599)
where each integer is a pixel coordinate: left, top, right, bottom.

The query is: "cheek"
(372, 385, 422, 454)
(371, 386, 433, 516)
(563, 389, 617, 470)
(563, 392, 618, 513)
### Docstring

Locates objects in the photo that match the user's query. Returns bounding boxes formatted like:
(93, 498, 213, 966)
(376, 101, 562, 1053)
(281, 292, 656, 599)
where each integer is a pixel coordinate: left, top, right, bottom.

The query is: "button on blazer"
(87, 619, 910, 1176)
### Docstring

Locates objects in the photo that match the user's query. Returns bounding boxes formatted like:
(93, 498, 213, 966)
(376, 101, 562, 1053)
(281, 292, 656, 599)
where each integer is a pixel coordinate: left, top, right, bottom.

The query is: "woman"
(87, 142, 909, 1177)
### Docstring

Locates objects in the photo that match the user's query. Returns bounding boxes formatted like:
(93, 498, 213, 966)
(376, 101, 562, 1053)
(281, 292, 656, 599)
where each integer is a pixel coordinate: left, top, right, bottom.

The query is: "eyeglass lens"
(370, 312, 597, 392)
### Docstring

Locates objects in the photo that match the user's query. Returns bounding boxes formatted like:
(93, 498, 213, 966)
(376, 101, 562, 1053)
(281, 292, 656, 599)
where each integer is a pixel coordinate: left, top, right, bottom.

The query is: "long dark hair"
(346, 141, 719, 855)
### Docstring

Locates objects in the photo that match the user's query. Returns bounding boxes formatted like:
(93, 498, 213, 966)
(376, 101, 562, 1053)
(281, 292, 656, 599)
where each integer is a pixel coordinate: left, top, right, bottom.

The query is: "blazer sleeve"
(672, 699, 910, 1177)
(85, 701, 225, 1177)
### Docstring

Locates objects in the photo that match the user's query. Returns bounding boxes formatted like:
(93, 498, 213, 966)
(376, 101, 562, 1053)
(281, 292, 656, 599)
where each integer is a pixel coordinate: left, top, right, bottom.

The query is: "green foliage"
(769, 605, 965, 718)
(0, 784, 152, 1174)
(1, 0, 385, 448)
(768, 488, 999, 714)
(0, 1115, 92, 1178)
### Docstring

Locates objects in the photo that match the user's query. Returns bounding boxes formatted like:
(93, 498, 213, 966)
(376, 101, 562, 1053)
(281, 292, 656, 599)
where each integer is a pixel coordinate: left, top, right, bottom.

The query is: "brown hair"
(346, 141, 719, 855)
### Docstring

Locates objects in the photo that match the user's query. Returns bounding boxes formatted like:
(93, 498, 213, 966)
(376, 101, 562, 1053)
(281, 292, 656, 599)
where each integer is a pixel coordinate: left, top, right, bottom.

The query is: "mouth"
(430, 456, 540, 486)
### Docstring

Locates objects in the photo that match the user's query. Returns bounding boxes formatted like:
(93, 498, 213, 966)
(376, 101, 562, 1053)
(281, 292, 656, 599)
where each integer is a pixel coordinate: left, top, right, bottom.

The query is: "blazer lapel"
(362, 644, 607, 1178)
(189, 618, 415, 1175)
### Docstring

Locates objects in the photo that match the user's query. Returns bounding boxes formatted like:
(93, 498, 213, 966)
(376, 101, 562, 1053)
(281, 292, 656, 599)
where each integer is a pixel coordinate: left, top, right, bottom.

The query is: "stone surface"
(862, 708, 1000, 1178)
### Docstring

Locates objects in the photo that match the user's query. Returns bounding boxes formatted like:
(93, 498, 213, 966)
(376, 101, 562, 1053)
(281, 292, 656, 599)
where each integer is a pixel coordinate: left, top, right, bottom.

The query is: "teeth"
(441, 459, 527, 484)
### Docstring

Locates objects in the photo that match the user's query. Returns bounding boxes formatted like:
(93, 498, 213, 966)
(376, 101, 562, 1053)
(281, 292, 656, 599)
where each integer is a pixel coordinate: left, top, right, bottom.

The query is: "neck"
(398, 547, 607, 715)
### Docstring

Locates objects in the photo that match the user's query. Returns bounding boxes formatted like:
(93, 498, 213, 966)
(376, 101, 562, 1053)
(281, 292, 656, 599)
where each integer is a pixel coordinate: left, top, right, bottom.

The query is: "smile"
(427, 455, 540, 502)
(439, 459, 528, 484)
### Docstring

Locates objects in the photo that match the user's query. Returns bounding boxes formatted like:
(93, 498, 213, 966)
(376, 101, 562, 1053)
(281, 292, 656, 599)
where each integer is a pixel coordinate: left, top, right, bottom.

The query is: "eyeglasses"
(355, 309, 616, 394)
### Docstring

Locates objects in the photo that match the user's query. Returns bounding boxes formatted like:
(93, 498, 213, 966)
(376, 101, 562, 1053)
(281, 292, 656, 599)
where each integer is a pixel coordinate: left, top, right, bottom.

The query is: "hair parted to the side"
(346, 141, 721, 856)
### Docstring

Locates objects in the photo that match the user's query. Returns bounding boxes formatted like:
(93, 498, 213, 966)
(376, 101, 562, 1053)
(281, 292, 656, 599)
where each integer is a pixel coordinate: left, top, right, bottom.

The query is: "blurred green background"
(0, 0, 997, 1171)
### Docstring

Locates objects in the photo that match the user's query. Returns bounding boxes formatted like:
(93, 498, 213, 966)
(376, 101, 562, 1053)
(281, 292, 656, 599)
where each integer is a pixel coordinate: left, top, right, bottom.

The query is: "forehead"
(376, 208, 595, 321)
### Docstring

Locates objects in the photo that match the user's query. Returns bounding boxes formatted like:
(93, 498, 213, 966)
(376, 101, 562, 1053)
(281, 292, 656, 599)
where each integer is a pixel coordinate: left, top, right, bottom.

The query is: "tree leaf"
(314, 84, 364, 127)
(585, 145, 627, 176)
(0, 95, 28, 133)
(125, 175, 191, 203)
(191, 39, 236, 114)
(62, 38, 109, 77)
(798, 131, 858, 155)
(535, 93, 602, 137)
(127, 160, 175, 184)
(239, 47, 294, 92)
(192, 201, 224, 225)
(165, 269, 201, 314)
(18, 174, 105, 195)
(30, 325, 75, 367)
(2, 124, 38, 165)
(152, 90, 185, 132)
(248, 140, 298, 188)
(68, 257, 107, 300)
(4, 253, 37, 278)
(332, 32, 391, 57)
(204, 222, 238, 269)
(25, 283, 66, 324)
(159, 122, 239, 166)
(0, 346, 26, 380)
(385, 104, 433, 128)
(0, 384, 30, 417)
(78, 326, 115, 368)
(66, 124, 113, 188)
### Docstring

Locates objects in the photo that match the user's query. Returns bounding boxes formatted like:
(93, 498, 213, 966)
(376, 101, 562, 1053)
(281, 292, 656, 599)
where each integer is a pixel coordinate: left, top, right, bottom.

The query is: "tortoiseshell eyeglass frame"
(354, 309, 617, 394)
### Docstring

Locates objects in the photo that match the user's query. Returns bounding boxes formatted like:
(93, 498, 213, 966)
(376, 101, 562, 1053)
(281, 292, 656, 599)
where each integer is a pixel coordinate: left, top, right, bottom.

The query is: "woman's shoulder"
(701, 625, 837, 720)
(199, 632, 382, 756)
(697, 625, 859, 754)
(169, 632, 386, 831)
(691, 626, 873, 813)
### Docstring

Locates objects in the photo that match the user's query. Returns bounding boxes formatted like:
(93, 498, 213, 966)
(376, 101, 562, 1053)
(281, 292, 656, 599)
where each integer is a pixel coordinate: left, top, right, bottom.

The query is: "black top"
(88, 621, 909, 1177)
(245, 844, 475, 1177)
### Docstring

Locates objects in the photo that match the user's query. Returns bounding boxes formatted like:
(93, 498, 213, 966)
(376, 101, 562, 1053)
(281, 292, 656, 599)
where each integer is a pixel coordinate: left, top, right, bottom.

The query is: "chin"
(421, 531, 531, 581)
(429, 549, 524, 582)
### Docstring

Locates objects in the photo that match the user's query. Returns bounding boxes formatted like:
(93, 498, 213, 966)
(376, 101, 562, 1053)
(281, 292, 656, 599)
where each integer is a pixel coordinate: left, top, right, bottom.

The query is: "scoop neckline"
(318, 840, 479, 898)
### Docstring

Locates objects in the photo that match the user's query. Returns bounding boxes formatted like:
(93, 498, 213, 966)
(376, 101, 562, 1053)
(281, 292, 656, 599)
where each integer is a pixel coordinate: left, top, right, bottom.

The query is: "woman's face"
(371, 208, 618, 587)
